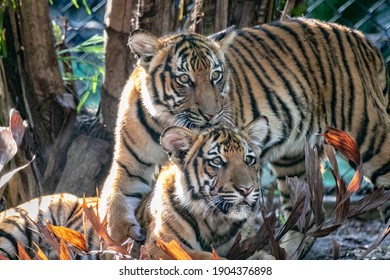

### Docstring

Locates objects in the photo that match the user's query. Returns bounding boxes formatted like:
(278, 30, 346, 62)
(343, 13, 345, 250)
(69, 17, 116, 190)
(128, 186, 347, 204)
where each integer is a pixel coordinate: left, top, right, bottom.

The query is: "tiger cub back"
(0, 193, 99, 259)
(136, 118, 273, 259)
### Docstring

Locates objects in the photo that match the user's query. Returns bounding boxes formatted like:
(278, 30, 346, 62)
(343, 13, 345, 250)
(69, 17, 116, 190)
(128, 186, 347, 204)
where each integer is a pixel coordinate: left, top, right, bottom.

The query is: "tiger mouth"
(215, 200, 252, 214)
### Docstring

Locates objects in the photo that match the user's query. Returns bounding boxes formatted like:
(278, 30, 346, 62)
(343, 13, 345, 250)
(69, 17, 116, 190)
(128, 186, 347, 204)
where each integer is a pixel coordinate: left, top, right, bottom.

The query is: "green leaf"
(77, 89, 91, 113)
(71, 0, 80, 9)
(81, 0, 92, 15)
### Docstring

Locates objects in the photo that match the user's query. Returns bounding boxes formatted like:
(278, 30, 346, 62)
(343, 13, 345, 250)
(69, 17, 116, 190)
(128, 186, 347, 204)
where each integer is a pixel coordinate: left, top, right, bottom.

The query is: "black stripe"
(371, 160, 390, 186)
(333, 27, 354, 130)
(57, 194, 64, 225)
(14, 208, 34, 250)
(150, 65, 164, 106)
(168, 189, 205, 248)
(136, 99, 161, 144)
(66, 199, 81, 225)
(166, 221, 194, 250)
(116, 160, 149, 185)
(0, 229, 17, 259)
(225, 57, 245, 124)
(123, 129, 153, 167)
(37, 196, 44, 225)
(272, 154, 305, 168)
(124, 193, 144, 199)
(229, 44, 261, 120)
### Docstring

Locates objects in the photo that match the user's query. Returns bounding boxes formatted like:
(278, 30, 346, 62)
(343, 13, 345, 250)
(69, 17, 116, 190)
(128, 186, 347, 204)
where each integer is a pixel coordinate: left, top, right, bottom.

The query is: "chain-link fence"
(49, 0, 106, 113)
(306, 0, 390, 70)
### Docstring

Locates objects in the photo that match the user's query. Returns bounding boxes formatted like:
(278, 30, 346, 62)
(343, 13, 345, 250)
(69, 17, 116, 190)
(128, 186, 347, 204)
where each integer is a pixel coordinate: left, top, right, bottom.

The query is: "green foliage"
(56, 34, 104, 113)
(0, 0, 17, 58)
(49, 0, 91, 15)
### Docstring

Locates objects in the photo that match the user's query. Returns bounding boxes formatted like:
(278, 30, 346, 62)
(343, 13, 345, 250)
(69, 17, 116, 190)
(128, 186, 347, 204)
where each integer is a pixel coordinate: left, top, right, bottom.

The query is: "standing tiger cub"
(137, 119, 271, 260)
(99, 17, 390, 257)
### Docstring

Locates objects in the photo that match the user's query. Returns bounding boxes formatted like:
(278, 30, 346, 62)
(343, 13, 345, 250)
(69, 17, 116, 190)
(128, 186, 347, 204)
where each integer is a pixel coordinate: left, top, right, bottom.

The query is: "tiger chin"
(136, 118, 273, 260)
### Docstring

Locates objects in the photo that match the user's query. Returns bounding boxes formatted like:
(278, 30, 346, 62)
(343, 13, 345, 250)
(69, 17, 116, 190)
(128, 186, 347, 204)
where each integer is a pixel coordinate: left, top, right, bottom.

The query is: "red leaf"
(9, 109, 27, 148)
(321, 127, 361, 166)
(17, 241, 31, 260)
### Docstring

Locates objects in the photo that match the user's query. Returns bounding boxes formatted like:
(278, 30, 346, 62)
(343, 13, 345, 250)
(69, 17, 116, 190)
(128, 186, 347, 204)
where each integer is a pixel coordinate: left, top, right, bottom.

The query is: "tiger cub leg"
(361, 129, 390, 220)
(270, 155, 317, 259)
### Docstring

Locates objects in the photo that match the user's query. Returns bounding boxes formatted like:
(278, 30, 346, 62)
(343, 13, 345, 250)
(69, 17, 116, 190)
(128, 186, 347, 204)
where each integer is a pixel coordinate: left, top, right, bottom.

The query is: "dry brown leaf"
(82, 197, 128, 256)
(310, 224, 341, 238)
(305, 143, 325, 227)
(332, 239, 340, 260)
(47, 224, 88, 253)
(263, 214, 287, 260)
(347, 188, 390, 218)
(33, 242, 48, 260)
(156, 239, 192, 260)
(226, 213, 275, 260)
(17, 241, 31, 260)
(321, 127, 361, 166)
(59, 239, 72, 260)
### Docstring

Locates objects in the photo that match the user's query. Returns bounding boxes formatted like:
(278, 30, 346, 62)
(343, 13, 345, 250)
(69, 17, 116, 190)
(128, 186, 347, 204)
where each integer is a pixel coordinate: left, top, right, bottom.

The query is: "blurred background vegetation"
(0, 0, 388, 208)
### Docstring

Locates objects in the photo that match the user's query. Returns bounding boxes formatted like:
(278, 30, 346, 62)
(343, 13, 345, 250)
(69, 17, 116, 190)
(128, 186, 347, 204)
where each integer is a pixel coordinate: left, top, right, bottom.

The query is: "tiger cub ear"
(243, 116, 269, 149)
(208, 25, 236, 51)
(128, 29, 162, 68)
(161, 127, 196, 162)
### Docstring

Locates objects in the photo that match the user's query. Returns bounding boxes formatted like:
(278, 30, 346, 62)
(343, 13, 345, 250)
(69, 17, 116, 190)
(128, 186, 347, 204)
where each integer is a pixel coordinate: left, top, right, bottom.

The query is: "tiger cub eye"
(177, 74, 191, 84)
(211, 70, 222, 82)
(209, 156, 224, 168)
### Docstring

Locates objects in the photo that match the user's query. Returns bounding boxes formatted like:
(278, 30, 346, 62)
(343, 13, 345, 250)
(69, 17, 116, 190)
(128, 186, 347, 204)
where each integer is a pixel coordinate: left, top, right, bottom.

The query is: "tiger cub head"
(160, 117, 269, 220)
(129, 28, 235, 129)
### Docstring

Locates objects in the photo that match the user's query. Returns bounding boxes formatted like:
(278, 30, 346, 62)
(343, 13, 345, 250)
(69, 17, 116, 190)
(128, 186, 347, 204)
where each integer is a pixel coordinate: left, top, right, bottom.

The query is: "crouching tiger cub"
(0, 121, 270, 260)
(0, 194, 100, 259)
(99, 16, 390, 257)
(137, 118, 271, 260)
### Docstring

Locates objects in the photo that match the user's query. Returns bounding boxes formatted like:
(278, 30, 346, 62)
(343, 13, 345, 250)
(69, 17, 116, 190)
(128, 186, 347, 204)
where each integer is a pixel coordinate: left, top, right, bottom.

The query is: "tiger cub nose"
(235, 185, 254, 197)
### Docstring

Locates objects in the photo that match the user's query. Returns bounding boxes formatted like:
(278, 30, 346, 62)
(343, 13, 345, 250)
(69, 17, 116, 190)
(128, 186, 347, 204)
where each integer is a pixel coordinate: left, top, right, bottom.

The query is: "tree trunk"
(1, 1, 77, 204)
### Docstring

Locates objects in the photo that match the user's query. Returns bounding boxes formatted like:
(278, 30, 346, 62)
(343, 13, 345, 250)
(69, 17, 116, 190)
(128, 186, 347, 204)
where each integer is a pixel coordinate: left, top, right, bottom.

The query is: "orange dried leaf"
(17, 241, 31, 260)
(156, 239, 192, 260)
(59, 239, 72, 260)
(211, 246, 221, 260)
(321, 127, 361, 166)
(47, 224, 88, 253)
(346, 164, 364, 193)
(33, 242, 48, 260)
(82, 197, 128, 256)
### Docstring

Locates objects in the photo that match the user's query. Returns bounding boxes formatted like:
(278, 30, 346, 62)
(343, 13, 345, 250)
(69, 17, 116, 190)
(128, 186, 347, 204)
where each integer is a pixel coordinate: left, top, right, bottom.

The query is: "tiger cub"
(0, 193, 99, 259)
(99, 18, 390, 256)
(136, 118, 271, 259)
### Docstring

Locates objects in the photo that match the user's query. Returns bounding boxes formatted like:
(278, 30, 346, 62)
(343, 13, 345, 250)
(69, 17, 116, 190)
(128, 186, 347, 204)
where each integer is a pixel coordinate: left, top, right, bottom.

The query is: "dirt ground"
(304, 217, 390, 260)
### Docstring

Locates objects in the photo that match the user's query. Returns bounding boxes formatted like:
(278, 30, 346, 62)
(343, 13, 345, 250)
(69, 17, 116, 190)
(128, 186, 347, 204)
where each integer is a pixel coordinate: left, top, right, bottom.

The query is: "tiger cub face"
(161, 117, 269, 221)
(129, 29, 233, 129)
